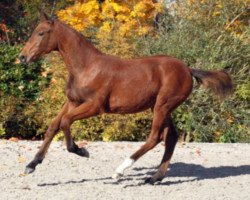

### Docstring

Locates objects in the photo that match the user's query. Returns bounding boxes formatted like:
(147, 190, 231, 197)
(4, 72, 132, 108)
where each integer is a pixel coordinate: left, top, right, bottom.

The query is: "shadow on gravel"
(169, 162, 250, 179)
(127, 162, 250, 186)
(37, 179, 88, 187)
(37, 163, 250, 187)
(37, 177, 113, 187)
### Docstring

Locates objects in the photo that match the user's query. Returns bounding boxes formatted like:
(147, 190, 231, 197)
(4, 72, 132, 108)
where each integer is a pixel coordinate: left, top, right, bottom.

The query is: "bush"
(0, 43, 50, 138)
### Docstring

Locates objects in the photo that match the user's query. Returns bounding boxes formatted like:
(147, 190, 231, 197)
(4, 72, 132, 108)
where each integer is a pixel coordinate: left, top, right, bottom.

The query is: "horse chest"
(65, 80, 95, 103)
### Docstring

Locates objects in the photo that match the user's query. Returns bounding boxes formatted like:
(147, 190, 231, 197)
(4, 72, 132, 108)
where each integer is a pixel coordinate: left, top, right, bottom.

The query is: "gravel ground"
(1, 140, 250, 200)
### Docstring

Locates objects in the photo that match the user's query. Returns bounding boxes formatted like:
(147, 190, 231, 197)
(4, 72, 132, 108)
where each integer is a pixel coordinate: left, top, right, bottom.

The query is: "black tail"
(191, 69, 233, 99)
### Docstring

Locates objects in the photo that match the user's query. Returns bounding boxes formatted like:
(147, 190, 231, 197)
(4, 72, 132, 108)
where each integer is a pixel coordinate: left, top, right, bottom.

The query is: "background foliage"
(0, 0, 249, 142)
(0, 43, 50, 138)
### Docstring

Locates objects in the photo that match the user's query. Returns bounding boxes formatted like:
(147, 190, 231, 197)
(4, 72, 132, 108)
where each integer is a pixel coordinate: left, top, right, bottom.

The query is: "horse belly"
(108, 87, 157, 114)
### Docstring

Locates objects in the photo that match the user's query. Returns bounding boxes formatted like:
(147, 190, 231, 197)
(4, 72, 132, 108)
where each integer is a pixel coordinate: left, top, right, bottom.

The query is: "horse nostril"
(19, 55, 26, 63)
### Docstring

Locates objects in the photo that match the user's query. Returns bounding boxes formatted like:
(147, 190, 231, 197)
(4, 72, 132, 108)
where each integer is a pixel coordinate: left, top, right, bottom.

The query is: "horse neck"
(55, 21, 101, 74)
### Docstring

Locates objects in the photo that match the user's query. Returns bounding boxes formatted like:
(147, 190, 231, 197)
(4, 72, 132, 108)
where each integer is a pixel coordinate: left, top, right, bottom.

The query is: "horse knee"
(46, 125, 59, 136)
(60, 116, 70, 131)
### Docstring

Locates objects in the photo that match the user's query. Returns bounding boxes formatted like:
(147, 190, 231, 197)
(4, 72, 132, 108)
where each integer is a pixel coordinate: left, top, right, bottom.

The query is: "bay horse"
(19, 11, 233, 184)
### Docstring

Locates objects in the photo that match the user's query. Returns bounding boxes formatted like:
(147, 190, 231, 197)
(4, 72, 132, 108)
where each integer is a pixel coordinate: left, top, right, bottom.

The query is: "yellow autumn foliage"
(57, 0, 163, 38)
(171, 0, 249, 37)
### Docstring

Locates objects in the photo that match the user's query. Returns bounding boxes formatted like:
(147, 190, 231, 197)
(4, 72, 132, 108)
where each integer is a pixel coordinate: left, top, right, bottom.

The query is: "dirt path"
(1, 140, 250, 200)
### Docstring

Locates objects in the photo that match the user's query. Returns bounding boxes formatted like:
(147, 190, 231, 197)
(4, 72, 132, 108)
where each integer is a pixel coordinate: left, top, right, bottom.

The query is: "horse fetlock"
(145, 172, 164, 185)
(68, 145, 90, 158)
(112, 158, 135, 179)
(112, 172, 123, 180)
(116, 158, 135, 174)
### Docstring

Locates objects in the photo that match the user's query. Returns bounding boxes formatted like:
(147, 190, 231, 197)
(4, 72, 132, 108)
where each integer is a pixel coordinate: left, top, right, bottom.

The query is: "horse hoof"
(24, 166, 35, 174)
(145, 176, 163, 185)
(145, 177, 162, 185)
(145, 177, 155, 185)
(77, 148, 90, 158)
(112, 173, 123, 180)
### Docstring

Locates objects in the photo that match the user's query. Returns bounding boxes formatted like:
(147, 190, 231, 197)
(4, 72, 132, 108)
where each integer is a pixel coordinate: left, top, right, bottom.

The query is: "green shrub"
(0, 43, 50, 138)
(101, 112, 152, 142)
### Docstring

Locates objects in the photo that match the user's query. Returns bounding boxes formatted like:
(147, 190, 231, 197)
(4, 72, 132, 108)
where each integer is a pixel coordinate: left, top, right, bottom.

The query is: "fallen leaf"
(9, 137, 19, 142)
(19, 173, 27, 177)
(77, 140, 88, 148)
(18, 156, 26, 163)
(195, 148, 201, 156)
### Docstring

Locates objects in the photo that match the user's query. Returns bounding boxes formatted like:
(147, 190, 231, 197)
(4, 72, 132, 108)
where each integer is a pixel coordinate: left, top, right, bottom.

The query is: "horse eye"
(38, 32, 44, 36)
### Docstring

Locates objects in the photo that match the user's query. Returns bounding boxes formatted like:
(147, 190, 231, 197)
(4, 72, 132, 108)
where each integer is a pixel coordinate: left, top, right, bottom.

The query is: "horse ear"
(39, 10, 50, 22)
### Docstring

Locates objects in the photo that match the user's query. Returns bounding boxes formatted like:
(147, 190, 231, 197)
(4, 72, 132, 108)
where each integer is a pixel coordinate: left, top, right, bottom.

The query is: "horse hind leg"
(145, 117, 178, 184)
(112, 100, 169, 179)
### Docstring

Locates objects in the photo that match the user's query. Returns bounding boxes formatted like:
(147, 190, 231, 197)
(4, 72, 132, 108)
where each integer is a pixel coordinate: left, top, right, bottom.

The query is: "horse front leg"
(25, 102, 71, 174)
(59, 100, 99, 158)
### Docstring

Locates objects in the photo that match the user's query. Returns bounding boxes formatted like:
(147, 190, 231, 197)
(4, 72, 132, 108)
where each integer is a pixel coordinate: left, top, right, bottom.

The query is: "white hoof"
(112, 173, 123, 179)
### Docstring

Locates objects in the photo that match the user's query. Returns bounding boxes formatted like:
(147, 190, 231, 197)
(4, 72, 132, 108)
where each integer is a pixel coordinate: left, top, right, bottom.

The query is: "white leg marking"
(112, 158, 135, 179)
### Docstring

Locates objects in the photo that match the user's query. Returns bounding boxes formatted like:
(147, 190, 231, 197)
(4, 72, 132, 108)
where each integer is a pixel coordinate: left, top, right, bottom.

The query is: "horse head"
(19, 11, 57, 63)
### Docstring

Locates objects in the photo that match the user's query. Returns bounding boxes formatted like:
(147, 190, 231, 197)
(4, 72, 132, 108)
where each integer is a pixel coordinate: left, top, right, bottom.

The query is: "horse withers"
(19, 11, 233, 184)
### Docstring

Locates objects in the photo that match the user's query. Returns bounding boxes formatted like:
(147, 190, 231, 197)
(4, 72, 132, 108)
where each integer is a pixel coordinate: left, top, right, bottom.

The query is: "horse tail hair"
(190, 68, 233, 99)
